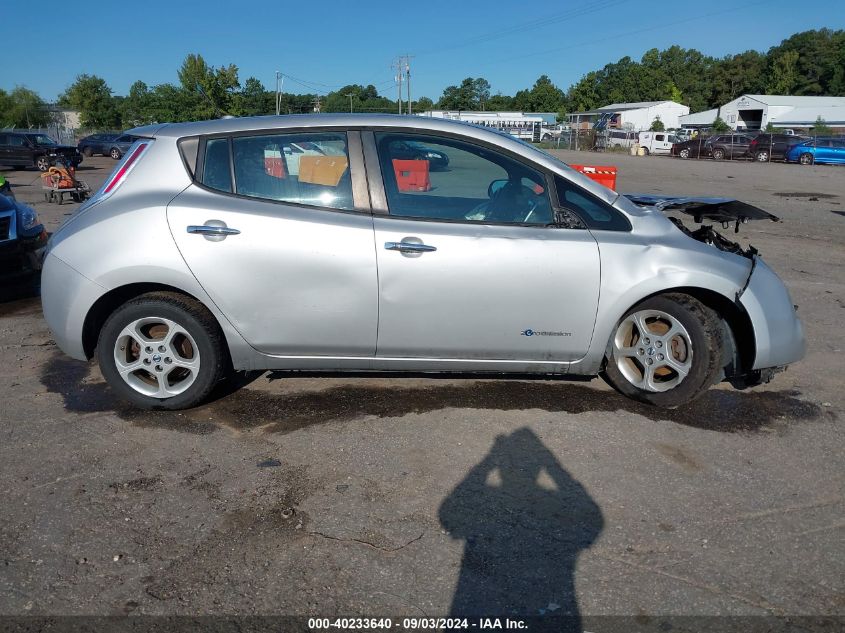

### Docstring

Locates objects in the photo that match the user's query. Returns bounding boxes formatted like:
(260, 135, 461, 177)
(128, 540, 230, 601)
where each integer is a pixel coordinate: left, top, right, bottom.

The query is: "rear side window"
(231, 132, 353, 210)
(555, 175, 630, 232)
(201, 138, 232, 193)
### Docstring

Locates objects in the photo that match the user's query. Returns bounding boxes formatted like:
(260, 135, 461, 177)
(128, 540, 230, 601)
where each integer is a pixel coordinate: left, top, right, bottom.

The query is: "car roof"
(129, 113, 514, 143)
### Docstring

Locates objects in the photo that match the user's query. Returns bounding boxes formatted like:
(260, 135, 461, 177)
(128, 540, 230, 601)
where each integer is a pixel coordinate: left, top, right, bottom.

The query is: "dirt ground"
(0, 151, 843, 630)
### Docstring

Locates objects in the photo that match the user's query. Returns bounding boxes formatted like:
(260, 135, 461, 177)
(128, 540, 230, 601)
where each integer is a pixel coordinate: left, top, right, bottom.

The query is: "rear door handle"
(187, 220, 240, 241)
(187, 225, 240, 236)
(384, 241, 437, 253)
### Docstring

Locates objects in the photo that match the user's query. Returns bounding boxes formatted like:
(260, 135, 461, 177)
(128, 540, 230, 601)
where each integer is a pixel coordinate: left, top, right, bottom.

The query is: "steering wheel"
(465, 181, 542, 223)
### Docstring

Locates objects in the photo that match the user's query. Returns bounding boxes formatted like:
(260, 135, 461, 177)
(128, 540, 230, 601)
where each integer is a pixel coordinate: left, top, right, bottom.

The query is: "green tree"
(437, 77, 491, 110)
(812, 116, 832, 135)
(513, 75, 564, 112)
(711, 116, 730, 132)
(59, 74, 120, 129)
(237, 77, 272, 116)
(414, 96, 435, 112)
(649, 117, 665, 131)
(0, 86, 50, 127)
(177, 53, 241, 118)
(767, 49, 800, 94)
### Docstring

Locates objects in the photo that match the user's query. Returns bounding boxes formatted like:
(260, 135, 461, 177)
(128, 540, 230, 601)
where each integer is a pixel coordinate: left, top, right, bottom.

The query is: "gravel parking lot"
(1, 152, 843, 629)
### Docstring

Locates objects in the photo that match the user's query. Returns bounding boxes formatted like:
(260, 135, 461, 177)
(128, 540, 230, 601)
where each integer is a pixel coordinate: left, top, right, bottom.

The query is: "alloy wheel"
(112, 316, 200, 398)
(612, 310, 693, 393)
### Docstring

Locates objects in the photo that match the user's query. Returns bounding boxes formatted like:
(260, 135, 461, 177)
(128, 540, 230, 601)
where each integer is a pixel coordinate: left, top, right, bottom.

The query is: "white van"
(607, 129, 639, 149)
(638, 131, 679, 155)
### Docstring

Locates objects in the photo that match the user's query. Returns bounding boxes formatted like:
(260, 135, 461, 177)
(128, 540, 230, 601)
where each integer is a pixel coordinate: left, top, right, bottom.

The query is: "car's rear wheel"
(755, 150, 770, 162)
(601, 294, 723, 408)
(97, 292, 227, 410)
(711, 148, 725, 160)
(679, 148, 690, 159)
(110, 148, 122, 160)
(35, 156, 50, 171)
(799, 153, 814, 165)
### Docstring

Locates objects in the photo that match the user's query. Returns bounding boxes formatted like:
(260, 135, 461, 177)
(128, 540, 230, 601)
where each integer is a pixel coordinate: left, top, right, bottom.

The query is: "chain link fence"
(535, 127, 844, 165)
(1, 125, 77, 145)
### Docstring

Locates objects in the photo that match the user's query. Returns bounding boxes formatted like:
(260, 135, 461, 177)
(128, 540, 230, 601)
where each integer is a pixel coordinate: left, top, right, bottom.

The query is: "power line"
(414, 0, 631, 57)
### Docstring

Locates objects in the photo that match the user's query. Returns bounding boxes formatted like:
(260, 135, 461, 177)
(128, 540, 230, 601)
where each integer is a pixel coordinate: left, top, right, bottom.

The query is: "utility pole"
(345, 93, 355, 113)
(404, 55, 414, 115)
(275, 71, 284, 115)
(392, 58, 403, 115)
(393, 55, 414, 115)
(312, 96, 322, 113)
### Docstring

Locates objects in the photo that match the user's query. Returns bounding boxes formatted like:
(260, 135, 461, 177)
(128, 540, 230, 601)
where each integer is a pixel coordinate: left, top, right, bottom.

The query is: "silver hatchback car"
(41, 114, 805, 410)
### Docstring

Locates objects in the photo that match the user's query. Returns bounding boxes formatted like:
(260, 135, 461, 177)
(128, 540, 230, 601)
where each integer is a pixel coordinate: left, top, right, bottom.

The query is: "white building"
(680, 95, 845, 131)
(569, 101, 690, 131)
(419, 110, 545, 140)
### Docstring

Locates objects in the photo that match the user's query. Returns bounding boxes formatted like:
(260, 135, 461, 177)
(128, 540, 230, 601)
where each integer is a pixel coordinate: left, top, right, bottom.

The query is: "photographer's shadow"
(439, 428, 603, 628)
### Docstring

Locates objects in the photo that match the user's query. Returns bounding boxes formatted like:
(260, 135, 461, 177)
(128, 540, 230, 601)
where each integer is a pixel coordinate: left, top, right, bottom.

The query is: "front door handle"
(384, 241, 437, 253)
(187, 220, 240, 242)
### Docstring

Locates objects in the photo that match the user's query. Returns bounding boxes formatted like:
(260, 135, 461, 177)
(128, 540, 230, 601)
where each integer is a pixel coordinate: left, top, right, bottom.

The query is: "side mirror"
(488, 179, 507, 198)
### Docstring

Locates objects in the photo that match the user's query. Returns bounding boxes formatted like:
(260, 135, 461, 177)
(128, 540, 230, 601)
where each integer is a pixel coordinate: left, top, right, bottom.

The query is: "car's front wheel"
(97, 292, 227, 409)
(602, 294, 723, 407)
(679, 148, 690, 159)
(110, 148, 122, 160)
(82, 147, 93, 157)
(799, 153, 814, 165)
(35, 156, 51, 171)
(755, 150, 770, 162)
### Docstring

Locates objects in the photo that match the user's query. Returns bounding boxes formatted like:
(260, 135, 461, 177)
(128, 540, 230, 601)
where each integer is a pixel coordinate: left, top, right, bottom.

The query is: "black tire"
(35, 155, 51, 171)
(755, 150, 770, 162)
(110, 147, 122, 160)
(679, 148, 690, 159)
(711, 148, 725, 160)
(799, 153, 814, 165)
(601, 293, 724, 408)
(641, 147, 650, 156)
(97, 292, 227, 410)
(82, 147, 94, 157)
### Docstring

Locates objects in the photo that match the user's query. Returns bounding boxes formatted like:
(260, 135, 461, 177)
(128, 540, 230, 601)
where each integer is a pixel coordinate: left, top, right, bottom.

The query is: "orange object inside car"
(392, 159, 431, 192)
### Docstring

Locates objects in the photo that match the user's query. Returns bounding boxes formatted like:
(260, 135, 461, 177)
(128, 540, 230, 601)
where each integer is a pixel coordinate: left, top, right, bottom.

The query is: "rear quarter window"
(555, 175, 630, 232)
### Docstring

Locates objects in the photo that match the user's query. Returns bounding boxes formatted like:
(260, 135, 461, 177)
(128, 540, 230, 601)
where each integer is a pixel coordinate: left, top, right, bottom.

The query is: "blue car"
(786, 137, 845, 165)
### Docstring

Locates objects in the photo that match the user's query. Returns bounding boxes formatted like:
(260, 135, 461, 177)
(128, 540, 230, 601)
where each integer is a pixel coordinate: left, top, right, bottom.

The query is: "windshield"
(30, 134, 57, 145)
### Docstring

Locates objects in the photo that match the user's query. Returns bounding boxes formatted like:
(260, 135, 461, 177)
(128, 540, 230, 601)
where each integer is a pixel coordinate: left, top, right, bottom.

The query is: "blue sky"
(4, 0, 840, 102)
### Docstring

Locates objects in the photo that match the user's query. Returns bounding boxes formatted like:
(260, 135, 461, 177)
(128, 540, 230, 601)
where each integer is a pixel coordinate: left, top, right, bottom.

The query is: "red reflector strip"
(103, 142, 148, 194)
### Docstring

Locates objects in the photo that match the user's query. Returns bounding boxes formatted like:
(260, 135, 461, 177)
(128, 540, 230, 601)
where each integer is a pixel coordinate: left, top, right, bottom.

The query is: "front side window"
(376, 133, 552, 225)
(230, 132, 352, 210)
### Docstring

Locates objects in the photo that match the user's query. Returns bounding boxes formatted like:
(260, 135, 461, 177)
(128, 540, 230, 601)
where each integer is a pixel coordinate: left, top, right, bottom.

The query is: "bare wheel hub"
(612, 310, 693, 393)
(113, 317, 200, 398)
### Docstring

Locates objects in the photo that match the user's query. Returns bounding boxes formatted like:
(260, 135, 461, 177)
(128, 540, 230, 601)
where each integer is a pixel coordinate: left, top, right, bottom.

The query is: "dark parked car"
(747, 134, 810, 162)
(671, 136, 711, 159)
(388, 139, 450, 170)
(77, 133, 120, 157)
(0, 189, 47, 280)
(107, 134, 144, 160)
(0, 132, 83, 171)
(706, 133, 757, 160)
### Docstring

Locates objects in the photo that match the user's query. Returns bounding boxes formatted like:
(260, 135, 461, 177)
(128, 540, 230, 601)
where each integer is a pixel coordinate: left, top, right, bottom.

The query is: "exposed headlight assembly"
(17, 202, 41, 231)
